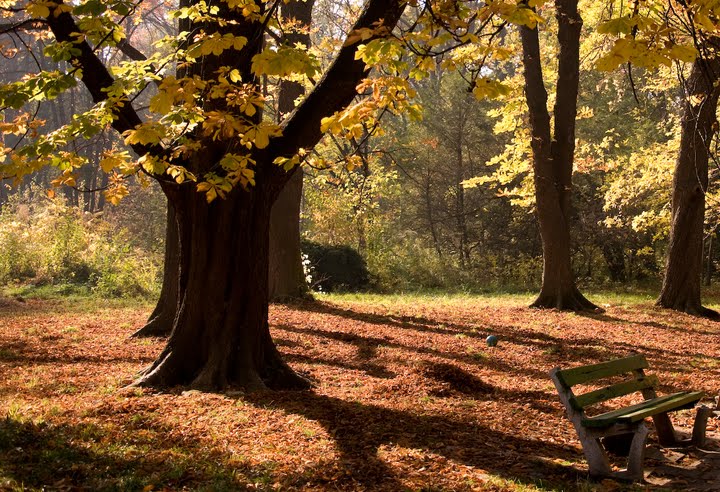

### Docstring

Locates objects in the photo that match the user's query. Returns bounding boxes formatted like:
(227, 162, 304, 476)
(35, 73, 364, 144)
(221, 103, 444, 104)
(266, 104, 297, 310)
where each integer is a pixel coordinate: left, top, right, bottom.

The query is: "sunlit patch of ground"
(1, 293, 719, 491)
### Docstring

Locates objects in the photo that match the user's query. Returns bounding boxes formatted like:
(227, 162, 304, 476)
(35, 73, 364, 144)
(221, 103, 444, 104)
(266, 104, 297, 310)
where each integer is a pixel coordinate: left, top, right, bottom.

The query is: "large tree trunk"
(135, 181, 310, 390)
(520, 0, 597, 311)
(131, 203, 179, 338)
(657, 55, 720, 319)
(269, 0, 315, 300)
(268, 0, 315, 301)
(269, 171, 308, 300)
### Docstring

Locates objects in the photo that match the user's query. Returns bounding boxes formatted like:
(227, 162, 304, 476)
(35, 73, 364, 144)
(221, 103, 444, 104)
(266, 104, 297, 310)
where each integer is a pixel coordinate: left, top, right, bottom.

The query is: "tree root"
(130, 314, 173, 338)
(531, 288, 602, 312)
(131, 347, 312, 392)
(656, 299, 720, 320)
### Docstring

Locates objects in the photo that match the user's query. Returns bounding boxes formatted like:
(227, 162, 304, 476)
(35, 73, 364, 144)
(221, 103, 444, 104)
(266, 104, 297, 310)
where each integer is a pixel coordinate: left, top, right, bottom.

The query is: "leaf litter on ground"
(1, 294, 719, 491)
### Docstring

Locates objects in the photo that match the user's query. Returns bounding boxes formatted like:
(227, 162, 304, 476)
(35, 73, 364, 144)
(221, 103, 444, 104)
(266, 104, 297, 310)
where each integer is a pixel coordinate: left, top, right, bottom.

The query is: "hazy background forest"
(0, 0, 714, 298)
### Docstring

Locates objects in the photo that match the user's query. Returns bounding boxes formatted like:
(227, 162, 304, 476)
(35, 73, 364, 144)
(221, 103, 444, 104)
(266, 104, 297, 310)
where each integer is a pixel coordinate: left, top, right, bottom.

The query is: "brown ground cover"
(1, 294, 719, 491)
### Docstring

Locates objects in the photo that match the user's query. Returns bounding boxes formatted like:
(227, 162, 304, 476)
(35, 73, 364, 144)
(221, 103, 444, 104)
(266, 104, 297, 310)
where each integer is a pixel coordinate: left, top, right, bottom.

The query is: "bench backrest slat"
(555, 354, 648, 388)
(570, 374, 659, 410)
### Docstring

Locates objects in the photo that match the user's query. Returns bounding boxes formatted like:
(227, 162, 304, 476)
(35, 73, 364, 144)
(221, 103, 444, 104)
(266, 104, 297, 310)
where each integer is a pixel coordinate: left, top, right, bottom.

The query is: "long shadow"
(0, 417, 258, 490)
(0, 350, 153, 365)
(275, 323, 553, 382)
(499, 326, 709, 368)
(243, 390, 584, 490)
(283, 344, 558, 414)
(284, 301, 710, 373)
(288, 299, 500, 337)
(282, 350, 397, 379)
(577, 311, 720, 336)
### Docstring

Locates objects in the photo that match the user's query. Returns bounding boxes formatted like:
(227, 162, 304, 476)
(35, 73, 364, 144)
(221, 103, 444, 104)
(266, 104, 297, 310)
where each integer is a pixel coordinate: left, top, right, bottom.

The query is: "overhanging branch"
(267, 0, 406, 167)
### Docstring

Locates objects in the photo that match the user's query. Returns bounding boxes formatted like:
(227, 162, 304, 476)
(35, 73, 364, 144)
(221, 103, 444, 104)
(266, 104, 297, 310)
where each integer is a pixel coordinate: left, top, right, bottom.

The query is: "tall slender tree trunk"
(268, 0, 315, 301)
(520, 0, 597, 311)
(454, 116, 470, 267)
(132, 202, 180, 337)
(657, 54, 720, 319)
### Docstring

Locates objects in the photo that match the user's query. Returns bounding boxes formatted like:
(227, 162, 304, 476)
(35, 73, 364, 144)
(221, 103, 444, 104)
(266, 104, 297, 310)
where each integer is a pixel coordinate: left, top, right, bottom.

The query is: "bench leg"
(652, 412, 677, 446)
(578, 432, 612, 479)
(692, 406, 712, 447)
(625, 422, 648, 481)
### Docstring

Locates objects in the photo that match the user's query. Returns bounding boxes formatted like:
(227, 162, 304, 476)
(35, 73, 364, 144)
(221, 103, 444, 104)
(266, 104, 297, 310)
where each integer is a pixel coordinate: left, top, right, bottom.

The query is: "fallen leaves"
(1, 295, 719, 490)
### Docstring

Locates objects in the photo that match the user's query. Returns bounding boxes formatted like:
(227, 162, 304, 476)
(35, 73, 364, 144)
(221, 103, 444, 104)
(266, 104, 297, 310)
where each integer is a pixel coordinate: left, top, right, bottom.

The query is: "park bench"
(550, 354, 712, 481)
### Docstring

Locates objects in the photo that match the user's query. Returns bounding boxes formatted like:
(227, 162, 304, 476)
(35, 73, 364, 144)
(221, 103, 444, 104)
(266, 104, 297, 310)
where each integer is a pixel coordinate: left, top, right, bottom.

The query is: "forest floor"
(1, 292, 720, 491)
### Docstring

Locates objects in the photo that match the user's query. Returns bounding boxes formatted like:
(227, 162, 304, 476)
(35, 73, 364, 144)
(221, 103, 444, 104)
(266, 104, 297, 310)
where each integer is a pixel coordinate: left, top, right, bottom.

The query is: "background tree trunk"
(268, 0, 315, 301)
(132, 202, 179, 337)
(657, 54, 720, 319)
(520, 0, 597, 311)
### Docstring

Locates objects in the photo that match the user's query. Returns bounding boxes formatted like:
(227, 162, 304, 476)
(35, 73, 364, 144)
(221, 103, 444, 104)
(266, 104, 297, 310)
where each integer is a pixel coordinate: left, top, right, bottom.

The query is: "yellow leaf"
(472, 78, 511, 100)
(99, 151, 130, 173)
(669, 44, 697, 63)
(150, 90, 175, 115)
(51, 169, 77, 187)
(123, 124, 165, 146)
(597, 17, 636, 35)
(26, 1, 50, 18)
(255, 127, 269, 149)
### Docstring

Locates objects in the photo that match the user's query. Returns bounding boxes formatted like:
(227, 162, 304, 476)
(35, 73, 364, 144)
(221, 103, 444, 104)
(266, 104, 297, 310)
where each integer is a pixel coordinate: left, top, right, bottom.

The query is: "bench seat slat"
(581, 391, 704, 428)
(557, 355, 648, 387)
(571, 375, 659, 411)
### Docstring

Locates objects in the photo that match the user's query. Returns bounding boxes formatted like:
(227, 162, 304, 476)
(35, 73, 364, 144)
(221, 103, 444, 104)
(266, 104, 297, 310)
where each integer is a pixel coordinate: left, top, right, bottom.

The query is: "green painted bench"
(550, 354, 711, 481)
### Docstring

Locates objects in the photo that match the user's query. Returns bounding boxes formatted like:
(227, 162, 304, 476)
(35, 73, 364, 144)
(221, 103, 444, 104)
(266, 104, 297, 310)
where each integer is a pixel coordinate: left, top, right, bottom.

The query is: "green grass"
(6, 279, 720, 311)
(325, 283, 720, 310)
(1, 283, 154, 311)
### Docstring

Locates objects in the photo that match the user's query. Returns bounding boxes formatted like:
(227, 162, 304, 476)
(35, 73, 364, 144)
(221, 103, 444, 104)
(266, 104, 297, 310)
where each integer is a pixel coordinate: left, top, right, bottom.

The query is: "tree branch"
(266, 0, 406, 171)
(0, 19, 47, 35)
(43, 2, 160, 159)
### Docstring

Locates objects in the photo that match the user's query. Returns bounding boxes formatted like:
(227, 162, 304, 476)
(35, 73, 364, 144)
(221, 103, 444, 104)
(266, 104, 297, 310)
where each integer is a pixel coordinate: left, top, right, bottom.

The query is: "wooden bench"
(550, 354, 711, 481)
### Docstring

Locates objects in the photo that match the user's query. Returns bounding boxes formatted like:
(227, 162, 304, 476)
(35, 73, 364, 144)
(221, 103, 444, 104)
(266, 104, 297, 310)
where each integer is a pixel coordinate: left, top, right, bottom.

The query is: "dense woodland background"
(1, 0, 715, 298)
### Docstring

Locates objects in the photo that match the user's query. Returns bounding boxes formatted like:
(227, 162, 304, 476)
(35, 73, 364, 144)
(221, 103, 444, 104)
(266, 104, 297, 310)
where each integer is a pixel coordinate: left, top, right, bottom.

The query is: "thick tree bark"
(133, 0, 406, 391)
(135, 182, 310, 390)
(657, 55, 720, 319)
(268, 0, 315, 301)
(520, 0, 597, 311)
(131, 203, 179, 338)
(47, 0, 406, 390)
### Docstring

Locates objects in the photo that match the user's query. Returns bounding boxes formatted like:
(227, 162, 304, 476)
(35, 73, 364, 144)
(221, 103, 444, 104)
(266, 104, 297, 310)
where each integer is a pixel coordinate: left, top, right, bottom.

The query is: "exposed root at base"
(656, 300, 720, 320)
(130, 352, 312, 393)
(530, 291, 601, 312)
(130, 316, 173, 338)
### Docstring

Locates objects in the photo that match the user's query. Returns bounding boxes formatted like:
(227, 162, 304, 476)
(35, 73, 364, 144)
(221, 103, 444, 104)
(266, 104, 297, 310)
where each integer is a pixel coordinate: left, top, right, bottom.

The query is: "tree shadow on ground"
(288, 299, 498, 337)
(0, 414, 323, 491)
(274, 322, 553, 382)
(279, 333, 559, 413)
(576, 310, 720, 336)
(243, 389, 584, 490)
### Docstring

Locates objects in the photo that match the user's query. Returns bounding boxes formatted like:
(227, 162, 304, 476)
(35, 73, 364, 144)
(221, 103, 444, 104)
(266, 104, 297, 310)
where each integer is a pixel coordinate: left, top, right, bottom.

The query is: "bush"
(0, 194, 161, 298)
(301, 240, 370, 292)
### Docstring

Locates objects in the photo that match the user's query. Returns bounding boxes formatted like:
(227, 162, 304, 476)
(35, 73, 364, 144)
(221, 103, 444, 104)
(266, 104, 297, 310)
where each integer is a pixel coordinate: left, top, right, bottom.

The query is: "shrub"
(301, 240, 370, 292)
(0, 193, 161, 298)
